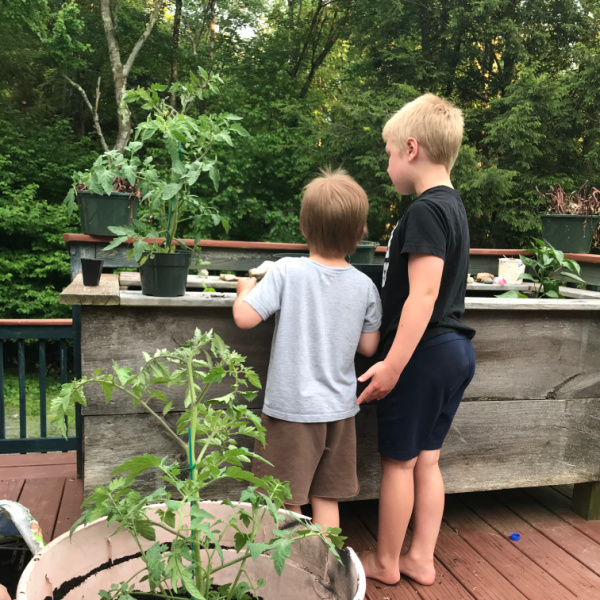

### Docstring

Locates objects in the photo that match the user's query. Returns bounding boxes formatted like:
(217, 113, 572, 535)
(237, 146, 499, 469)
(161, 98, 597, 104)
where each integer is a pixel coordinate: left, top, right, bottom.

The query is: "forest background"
(2, 0, 600, 318)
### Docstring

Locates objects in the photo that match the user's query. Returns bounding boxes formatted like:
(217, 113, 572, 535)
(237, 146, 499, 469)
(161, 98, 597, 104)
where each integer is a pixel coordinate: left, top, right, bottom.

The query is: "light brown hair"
(382, 93, 463, 170)
(300, 168, 368, 257)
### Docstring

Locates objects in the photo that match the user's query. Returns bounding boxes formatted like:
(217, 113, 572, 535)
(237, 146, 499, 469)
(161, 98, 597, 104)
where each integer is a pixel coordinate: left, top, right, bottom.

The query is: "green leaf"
(246, 541, 272, 560)
(246, 370, 261, 389)
(209, 166, 220, 192)
(136, 520, 156, 541)
(162, 183, 182, 200)
(100, 382, 114, 404)
(204, 367, 226, 383)
(272, 539, 291, 575)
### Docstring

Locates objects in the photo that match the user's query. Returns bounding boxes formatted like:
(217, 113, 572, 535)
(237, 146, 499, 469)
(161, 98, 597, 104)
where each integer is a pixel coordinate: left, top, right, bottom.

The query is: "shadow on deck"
(1, 453, 599, 599)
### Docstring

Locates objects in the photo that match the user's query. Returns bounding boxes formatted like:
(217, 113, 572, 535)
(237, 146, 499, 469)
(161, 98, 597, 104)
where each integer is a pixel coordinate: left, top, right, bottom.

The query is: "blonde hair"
(300, 168, 368, 257)
(382, 93, 463, 170)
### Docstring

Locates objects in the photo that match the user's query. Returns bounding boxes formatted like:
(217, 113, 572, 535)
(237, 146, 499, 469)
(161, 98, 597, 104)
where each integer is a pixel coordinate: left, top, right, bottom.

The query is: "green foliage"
(73, 73, 249, 258)
(52, 329, 344, 599)
(5, 0, 600, 316)
(497, 238, 586, 299)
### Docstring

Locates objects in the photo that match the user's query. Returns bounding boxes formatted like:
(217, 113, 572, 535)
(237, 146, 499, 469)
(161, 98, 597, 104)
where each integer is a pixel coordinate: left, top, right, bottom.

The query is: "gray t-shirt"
(245, 257, 382, 423)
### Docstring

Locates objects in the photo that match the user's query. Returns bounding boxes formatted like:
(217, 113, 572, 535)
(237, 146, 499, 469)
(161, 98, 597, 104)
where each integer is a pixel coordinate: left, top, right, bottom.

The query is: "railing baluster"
(60, 339, 68, 435)
(0, 319, 78, 454)
(18, 339, 26, 440)
(39, 340, 47, 438)
(0, 340, 5, 439)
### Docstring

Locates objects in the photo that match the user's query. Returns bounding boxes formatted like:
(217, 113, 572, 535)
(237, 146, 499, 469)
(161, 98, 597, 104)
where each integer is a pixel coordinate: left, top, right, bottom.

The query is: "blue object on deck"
(510, 532, 521, 541)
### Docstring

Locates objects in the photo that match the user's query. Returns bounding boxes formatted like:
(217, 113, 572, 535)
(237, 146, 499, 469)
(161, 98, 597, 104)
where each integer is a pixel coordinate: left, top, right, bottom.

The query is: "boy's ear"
(407, 137, 419, 161)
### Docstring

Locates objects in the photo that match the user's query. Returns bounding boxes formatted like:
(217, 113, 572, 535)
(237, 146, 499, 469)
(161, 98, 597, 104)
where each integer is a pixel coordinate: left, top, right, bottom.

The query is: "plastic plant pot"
(349, 241, 379, 264)
(139, 251, 192, 297)
(76, 191, 138, 237)
(80, 258, 103, 286)
(540, 214, 600, 254)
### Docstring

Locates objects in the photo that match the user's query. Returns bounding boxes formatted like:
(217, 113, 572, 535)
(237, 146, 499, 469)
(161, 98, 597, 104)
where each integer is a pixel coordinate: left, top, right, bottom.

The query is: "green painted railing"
(0, 309, 81, 456)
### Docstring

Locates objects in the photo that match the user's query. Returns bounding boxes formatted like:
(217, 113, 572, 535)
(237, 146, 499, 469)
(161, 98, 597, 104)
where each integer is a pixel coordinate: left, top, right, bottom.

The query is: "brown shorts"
(252, 413, 359, 506)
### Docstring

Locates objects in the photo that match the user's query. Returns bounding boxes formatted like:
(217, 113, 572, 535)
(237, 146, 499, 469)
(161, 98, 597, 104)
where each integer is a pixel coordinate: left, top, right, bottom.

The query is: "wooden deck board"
(2, 454, 600, 600)
(18, 477, 66, 544)
(53, 476, 84, 539)
(524, 486, 600, 546)
(351, 500, 477, 600)
(444, 496, 578, 600)
(465, 491, 600, 597)
(496, 488, 600, 576)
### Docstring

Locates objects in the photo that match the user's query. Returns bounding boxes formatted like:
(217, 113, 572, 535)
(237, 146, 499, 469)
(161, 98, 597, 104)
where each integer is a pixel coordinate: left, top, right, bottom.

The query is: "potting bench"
(59, 260, 600, 519)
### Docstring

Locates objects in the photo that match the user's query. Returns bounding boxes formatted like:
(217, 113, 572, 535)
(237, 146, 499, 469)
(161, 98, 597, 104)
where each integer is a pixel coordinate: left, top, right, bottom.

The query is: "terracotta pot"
(17, 502, 366, 600)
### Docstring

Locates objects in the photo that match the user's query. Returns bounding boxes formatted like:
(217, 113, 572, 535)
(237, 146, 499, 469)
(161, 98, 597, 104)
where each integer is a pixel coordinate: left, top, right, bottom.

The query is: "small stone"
(484, 278, 493, 284)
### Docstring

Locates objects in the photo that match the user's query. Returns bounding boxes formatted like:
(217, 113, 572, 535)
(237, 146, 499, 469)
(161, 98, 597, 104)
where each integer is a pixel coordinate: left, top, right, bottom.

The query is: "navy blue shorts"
(376, 332, 476, 461)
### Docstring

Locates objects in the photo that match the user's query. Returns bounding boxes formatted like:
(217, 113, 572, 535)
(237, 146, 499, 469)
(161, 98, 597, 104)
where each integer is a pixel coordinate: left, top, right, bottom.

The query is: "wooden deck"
(0, 452, 82, 542)
(1, 454, 600, 599)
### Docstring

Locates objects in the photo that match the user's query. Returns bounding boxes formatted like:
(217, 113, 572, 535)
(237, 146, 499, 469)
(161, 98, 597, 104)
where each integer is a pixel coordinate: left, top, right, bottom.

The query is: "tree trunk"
(169, 0, 183, 107)
(209, 0, 217, 67)
(100, 0, 166, 151)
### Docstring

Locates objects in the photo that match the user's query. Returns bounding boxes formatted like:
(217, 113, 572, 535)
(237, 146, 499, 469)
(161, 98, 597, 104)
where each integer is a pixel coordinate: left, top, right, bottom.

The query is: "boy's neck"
(413, 163, 453, 197)
(308, 252, 349, 267)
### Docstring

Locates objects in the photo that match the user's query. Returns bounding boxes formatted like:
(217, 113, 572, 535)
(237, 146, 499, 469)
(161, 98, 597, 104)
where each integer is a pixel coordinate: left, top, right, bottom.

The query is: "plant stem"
(186, 356, 203, 586)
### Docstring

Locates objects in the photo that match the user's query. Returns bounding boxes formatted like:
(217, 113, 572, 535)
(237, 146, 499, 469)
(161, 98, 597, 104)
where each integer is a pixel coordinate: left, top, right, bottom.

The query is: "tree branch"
(123, 0, 166, 77)
(64, 76, 109, 152)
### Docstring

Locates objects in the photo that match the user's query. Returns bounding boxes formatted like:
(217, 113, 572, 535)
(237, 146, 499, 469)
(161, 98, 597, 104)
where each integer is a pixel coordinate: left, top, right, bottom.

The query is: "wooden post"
(573, 481, 600, 520)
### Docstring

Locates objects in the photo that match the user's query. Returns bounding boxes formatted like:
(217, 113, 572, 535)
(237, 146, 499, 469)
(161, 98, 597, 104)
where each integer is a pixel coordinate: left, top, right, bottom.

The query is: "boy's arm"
(356, 253, 443, 404)
(357, 331, 380, 357)
(233, 277, 263, 329)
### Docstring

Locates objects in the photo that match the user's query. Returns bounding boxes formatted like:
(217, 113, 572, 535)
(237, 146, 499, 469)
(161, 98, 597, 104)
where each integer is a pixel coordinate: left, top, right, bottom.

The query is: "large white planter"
(17, 502, 366, 600)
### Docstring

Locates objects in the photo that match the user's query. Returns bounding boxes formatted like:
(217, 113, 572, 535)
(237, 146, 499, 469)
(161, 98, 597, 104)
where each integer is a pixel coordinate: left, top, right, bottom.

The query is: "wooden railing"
(0, 315, 81, 455)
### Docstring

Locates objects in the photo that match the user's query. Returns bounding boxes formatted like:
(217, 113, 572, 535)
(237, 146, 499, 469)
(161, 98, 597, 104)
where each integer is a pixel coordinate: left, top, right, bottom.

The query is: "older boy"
(357, 94, 476, 585)
(233, 168, 382, 528)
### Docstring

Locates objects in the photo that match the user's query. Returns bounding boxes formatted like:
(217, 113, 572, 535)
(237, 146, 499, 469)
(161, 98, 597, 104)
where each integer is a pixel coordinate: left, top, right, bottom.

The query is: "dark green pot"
(540, 214, 600, 254)
(139, 251, 192, 297)
(76, 191, 137, 236)
(349, 241, 379, 264)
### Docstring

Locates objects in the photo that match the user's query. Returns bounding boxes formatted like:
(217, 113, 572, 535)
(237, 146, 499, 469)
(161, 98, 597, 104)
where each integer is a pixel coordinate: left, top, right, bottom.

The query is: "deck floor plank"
(2, 452, 600, 600)
(464, 491, 600, 598)
(53, 476, 84, 539)
(443, 496, 577, 600)
(17, 477, 66, 544)
(524, 486, 600, 546)
(351, 500, 477, 600)
(0, 478, 24, 501)
(0, 452, 76, 468)
(495, 489, 600, 576)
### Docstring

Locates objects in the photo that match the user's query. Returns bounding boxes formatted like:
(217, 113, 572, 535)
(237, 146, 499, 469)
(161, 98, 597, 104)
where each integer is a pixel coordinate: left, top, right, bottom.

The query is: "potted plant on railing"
(76, 69, 248, 297)
(65, 164, 140, 237)
(19, 329, 365, 600)
(538, 182, 600, 254)
(497, 238, 586, 298)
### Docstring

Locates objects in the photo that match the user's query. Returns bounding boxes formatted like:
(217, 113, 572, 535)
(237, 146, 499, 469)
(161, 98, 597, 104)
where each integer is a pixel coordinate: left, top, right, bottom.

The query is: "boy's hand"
(236, 277, 257, 296)
(356, 361, 401, 404)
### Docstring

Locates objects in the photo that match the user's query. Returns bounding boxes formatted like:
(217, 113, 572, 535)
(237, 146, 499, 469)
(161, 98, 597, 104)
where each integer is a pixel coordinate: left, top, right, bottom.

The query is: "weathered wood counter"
(60, 274, 600, 518)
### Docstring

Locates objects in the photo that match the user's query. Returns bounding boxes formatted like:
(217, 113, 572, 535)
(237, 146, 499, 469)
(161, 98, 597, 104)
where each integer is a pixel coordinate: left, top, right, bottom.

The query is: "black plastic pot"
(80, 258, 104, 286)
(76, 191, 137, 237)
(139, 251, 192, 297)
(540, 214, 600, 254)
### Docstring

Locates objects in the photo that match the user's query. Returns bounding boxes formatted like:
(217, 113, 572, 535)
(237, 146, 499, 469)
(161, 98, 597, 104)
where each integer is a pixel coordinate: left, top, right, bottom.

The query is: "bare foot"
(398, 553, 436, 586)
(358, 550, 400, 585)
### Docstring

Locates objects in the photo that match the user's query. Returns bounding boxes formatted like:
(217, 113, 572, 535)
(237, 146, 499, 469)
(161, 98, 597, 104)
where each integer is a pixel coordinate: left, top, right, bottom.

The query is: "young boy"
(357, 94, 476, 585)
(233, 168, 382, 528)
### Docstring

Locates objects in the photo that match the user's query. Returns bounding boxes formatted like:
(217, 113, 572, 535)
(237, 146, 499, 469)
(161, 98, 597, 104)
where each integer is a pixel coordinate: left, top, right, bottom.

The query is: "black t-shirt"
(380, 185, 475, 356)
